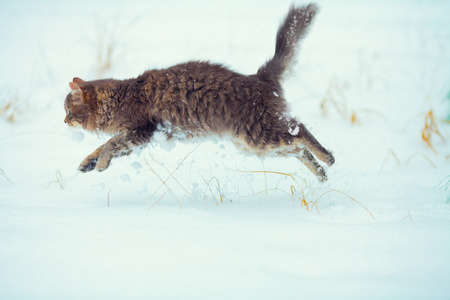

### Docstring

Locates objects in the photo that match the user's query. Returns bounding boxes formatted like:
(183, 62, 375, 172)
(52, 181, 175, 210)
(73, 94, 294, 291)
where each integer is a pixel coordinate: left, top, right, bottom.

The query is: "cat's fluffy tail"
(257, 3, 319, 82)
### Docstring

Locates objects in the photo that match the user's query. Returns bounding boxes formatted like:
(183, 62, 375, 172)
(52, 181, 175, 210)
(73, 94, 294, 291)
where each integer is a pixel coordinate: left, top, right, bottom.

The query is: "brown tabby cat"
(64, 3, 335, 182)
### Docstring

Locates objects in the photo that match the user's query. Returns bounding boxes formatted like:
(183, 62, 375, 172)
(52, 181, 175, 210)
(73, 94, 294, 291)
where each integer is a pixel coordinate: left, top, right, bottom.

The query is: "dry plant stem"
(200, 175, 219, 206)
(405, 153, 437, 168)
(233, 168, 317, 209)
(148, 191, 167, 210)
(209, 176, 224, 203)
(0, 168, 13, 184)
(422, 109, 445, 154)
(311, 189, 376, 220)
(379, 149, 401, 172)
(46, 170, 64, 189)
(146, 163, 182, 208)
(0, 94, 21, 123)
(321, 77, 385, 125)
(107, 185, 116, 207)
(55, 170, 64, 190)
(147, 153, 193, 197)
(435, 175, 450, 203)
(380, 149, 437, 171)
(253, 187, 293, 198)
(229, 169, 304, 191)
(401, 211, 413, 222)
(146, 145, 199, 205)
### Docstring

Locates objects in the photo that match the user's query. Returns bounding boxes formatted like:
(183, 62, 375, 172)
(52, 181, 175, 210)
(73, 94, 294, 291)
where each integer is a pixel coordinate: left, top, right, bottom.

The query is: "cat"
(64, 3, 335, 182)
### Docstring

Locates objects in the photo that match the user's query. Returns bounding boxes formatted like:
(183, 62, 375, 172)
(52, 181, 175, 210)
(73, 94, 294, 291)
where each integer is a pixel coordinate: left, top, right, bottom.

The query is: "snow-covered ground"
(1, 0, 449, 299)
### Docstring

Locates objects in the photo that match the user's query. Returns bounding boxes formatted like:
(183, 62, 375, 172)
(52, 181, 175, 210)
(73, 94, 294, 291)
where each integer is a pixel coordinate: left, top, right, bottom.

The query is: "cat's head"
(64, 77, 98, 131)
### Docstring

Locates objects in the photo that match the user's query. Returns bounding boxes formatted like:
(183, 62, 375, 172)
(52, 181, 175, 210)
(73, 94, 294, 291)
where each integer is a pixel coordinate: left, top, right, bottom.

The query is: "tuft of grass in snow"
(95, 31, 116, 79)
(89, 14, 142, 79)
(379, 149, 437, 172)
(0, 92, 23, 123)
(320, 76, 384, 125)
(200, 175, 229, 207)
(421, 97, 446, 154)
(145, 145, 199, 209)
(231, 168, 376, 219)
(311, 189, 376, 220)
(46, 170, 64, 190)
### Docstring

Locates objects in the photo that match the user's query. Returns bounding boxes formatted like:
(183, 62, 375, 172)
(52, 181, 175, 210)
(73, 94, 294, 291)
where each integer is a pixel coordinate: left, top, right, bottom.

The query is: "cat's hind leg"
(278, 146, 327, 182)
(272, 121, 334, 182)
(289, 122, 335, 167)
(298, 148, 327, 182)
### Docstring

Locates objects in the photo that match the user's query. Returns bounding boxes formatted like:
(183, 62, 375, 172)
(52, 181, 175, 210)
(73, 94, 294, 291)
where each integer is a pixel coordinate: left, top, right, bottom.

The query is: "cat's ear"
(73, 77, 86, 85)
(69, 81, 80, 91)
(69, 81, 84, 105)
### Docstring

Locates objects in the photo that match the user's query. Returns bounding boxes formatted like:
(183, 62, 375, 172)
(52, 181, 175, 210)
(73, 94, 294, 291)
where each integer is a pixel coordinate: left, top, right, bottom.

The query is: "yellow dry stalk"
(289, 184, 312, 210)
(350, 111, 360, 125)
(422, 109, 445, 154)
(0, 94, 20, 123)
(311, 189, 376, 220)
(232, 169, 303, 191)
(320, 78, 367, 126)
(96, 41, 115, 78)
(145, 146, 199, 208)
(46, 170, 64, 190)
(200, 175, 225, 206)
(232, 168, 312, 207)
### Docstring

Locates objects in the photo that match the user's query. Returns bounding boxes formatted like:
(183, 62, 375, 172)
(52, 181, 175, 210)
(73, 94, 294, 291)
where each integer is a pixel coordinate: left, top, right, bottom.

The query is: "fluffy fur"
(64, 3, 335, 181)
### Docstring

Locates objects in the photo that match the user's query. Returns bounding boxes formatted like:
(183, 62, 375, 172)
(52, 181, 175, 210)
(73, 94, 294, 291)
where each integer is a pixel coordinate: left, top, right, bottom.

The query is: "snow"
(1, 0, 450, 299)
(288, 125, 300, 136)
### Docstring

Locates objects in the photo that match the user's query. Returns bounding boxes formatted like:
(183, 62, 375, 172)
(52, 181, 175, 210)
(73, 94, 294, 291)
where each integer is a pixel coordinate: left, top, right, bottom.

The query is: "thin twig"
(311, 189, 376, 220)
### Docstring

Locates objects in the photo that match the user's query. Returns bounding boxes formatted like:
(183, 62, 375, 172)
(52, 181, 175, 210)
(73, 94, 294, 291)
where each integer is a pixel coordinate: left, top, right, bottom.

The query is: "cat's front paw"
(95, 156, 112, 172)
(78, 157, 98, 172)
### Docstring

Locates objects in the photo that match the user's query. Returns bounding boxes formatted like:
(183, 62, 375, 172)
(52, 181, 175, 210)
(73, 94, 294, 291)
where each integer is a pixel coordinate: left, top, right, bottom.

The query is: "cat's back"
(146, 61, 284, 134)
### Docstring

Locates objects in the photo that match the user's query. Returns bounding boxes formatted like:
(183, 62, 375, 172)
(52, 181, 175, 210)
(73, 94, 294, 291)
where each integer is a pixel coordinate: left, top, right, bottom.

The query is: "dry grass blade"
(321, 77, 386, 125)
(422, 101, 445, 154)
(55, 170, 64, 190)
(148, 191, 168, 210)
(200, 175, 219, 206)
(0, 93, 22, 123)
(311, 189, 376, 220)
(146, 145, 199, 206)
(46, 170, 64, 190)
(96, 38, 115, 78)
(229, 168, 303, 191)
(0, 168, 13, 184)
(253, 187, 293, 197)
(145, 161, 182, 208)
(405, 152, 437, 168)
(379, 149, 401, 172)
(350, 111, 360, 125)
(107, 185, 116, 208)
(435, 175, 450, 203)
(147, 153, 193, 197)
